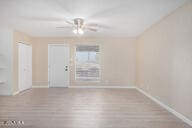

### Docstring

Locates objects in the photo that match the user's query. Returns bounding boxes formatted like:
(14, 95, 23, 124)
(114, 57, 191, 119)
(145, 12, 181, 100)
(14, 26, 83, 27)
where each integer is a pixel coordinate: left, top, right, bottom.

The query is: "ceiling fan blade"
(84, 24, 110, 30)
(65, 20, 74, 25)
(85, 23, 98, 27)
(56, 26, 72, 29)
(87, 28, 98, 32)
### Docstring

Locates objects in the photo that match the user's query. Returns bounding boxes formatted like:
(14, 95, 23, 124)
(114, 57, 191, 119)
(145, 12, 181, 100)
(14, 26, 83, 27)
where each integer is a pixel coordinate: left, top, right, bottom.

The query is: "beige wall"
(13, 31, 33, 93)
(32, 37, 136, 87)
(136, 1, 192, 120)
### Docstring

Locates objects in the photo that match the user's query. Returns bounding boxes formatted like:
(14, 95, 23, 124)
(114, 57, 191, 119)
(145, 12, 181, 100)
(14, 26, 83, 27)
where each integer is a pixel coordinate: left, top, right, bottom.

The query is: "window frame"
(75, 44, 101, 82)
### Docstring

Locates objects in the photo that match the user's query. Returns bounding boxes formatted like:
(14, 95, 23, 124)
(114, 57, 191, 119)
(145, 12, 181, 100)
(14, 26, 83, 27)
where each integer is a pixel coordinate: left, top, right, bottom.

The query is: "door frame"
(48, 44, 70, 87)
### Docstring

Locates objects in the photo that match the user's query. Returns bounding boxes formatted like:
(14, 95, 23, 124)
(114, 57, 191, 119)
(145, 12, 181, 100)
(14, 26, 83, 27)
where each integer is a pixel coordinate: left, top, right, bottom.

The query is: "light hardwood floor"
(0, 88, 191, 128)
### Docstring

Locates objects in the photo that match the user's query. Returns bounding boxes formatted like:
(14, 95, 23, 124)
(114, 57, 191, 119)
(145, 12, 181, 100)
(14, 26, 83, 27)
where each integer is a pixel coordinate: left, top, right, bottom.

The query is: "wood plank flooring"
(0, 88, 191, 128)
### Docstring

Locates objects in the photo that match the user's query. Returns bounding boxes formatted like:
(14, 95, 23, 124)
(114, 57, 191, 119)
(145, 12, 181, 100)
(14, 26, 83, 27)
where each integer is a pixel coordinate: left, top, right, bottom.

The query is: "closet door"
(19, 43, 32, 92)
(25, 45, 32, 90)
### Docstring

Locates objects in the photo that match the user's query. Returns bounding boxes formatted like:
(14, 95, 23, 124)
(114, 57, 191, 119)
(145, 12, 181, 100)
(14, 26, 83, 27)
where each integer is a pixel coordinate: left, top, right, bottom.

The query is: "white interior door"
(48, 45, 70, 87)
(19, 43, 32, 92)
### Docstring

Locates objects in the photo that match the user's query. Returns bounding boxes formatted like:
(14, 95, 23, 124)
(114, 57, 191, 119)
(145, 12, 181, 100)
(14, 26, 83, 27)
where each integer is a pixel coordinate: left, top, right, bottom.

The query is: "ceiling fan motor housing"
(74, 18, 84, 28)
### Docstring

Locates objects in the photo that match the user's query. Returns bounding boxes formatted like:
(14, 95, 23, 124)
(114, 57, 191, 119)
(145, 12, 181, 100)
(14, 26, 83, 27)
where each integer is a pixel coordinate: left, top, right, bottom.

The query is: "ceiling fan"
(57, 18, 98, 35)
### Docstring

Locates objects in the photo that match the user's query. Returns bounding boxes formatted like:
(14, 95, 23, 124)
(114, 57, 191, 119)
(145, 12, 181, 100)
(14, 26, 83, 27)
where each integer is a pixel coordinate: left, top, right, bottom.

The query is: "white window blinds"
(75, 45, 100, 81)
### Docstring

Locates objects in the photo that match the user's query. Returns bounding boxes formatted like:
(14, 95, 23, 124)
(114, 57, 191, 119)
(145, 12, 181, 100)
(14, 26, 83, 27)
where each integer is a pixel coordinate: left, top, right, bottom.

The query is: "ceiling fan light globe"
(78, 29, 84, 35)
(73, 29, 78, 34)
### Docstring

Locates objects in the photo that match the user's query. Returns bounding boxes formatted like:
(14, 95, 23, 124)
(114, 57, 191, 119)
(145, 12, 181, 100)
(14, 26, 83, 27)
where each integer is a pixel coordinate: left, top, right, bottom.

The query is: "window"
(75, 45, 100, 81)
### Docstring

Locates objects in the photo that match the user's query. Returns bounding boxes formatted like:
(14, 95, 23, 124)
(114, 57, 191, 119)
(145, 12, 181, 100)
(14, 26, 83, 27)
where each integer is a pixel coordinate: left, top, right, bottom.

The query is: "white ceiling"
(0, 0, 189, 37)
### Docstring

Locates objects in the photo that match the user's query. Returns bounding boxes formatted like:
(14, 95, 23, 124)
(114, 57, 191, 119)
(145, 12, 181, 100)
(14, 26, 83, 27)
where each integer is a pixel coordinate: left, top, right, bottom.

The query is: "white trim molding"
(69, 86, 136, 89)
(136, 87, 192, 127)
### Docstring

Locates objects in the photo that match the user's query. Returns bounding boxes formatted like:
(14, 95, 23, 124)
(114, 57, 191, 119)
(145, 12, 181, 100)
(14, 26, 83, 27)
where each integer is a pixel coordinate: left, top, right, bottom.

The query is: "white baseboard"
(69, 85, 136, 89)
(32, 85, 49, 88)
(136, 87, 192, 127)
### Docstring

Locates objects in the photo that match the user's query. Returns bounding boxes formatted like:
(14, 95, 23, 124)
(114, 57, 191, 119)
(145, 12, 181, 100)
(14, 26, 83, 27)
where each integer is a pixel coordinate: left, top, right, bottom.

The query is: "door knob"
(65, 66, 68, 71)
